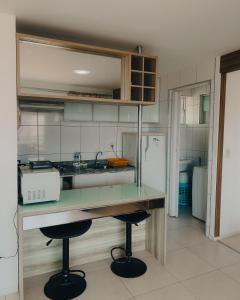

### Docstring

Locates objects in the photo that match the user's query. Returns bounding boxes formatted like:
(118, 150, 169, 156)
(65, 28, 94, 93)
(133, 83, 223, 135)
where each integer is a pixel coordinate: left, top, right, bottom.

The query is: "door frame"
(168, 81, 212, 235)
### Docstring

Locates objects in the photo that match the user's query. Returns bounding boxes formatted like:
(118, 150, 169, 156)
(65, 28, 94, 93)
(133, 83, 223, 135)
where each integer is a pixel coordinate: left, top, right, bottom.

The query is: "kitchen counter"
(18, 183, 164, 217)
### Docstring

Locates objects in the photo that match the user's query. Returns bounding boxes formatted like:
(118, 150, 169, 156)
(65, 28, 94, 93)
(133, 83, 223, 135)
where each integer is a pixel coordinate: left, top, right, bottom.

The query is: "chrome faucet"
(95, 151, 103, 166)
(73, 152, 81, 168)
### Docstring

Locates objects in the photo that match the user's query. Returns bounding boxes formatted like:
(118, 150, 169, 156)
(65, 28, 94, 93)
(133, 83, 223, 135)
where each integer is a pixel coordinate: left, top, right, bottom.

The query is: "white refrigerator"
(122, 132, 166, 192)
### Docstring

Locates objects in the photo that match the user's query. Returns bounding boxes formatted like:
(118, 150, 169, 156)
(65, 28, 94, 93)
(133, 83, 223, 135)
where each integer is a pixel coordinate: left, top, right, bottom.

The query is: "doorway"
(168, 81, 211, 235)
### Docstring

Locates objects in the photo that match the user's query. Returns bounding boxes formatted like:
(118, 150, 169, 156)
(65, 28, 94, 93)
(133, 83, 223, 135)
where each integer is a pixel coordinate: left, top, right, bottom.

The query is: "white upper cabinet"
(119, 100, 159, 123)
(93, 104, 118, 122)
(119, 106, 138, 122)
(64, 103, 92, 121)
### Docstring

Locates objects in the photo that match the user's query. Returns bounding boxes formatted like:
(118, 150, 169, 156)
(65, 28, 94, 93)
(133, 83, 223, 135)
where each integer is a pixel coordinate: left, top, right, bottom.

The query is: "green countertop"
(18, 183, 165, 217)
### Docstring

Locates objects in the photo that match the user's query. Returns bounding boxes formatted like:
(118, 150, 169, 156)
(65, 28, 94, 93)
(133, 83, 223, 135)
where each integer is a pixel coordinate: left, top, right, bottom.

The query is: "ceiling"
(1, 0, 240, 72)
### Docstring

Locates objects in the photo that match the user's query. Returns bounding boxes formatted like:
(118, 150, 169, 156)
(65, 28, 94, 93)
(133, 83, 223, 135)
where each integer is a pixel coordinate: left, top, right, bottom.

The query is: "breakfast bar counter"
(18, 183, 166, 300)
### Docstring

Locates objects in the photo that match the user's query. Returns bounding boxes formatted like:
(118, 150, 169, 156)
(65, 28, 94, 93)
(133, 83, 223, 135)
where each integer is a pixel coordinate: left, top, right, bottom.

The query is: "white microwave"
(20, 167, 60, 204)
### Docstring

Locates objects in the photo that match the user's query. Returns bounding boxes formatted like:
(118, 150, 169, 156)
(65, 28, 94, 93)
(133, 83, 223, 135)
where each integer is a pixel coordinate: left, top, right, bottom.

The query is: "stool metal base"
(111, 257, 147, 278)
(44, 273, 86, 299)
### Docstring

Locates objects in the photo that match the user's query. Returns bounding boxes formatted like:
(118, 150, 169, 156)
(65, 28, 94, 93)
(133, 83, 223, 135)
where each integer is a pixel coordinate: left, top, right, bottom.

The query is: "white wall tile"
(93, 104, 118, 122)
(193, 104, 200, 124)
(81, 152, 96, 160)
(81, 126, 100, 153)
(99, 126, 117, 152)
(38, 112, 63, 125)
(18, 154, 38, 164)
(38, 126, 60, 154)
(143, 101, 159, 123)
(186, 127, 193, 150)
(192, 128, 202, 150)
(61, 126, 81, 154)
(79, 121, 99, 127)
(20, 111, 37, 125)
(116, 126, 136, 152)
(180, 66, 197, 86)
(61, 120, 80, 127)
(38, 153, 60, 162)
(18, 126, 38, 155)
(180, 127, 187, 151)
(100, 151, 114, 159)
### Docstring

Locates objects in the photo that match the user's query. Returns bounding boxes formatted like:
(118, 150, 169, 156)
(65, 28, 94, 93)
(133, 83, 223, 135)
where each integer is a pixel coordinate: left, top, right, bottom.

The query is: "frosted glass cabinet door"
(142, 100, 159, 123)
(93, 104, 118, 122)
(119, 102, 159, 123)
(119, 106, 138, 122)
(64, 103, 92, 121)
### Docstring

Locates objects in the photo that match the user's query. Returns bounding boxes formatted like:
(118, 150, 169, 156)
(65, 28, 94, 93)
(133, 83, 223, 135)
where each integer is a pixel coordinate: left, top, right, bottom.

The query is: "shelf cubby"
(144, 57, 156, 73)
(131, 71, 143, 86)
(131, 87, 142, 101)
(144, 73, 155, 87)
(131, 55, 143, 71)
(143, 88, 155, 102)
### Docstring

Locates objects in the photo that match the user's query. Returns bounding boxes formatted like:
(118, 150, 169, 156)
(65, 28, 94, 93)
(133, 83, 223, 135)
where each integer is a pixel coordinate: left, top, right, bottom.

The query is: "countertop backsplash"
(18, 111, 167, 164)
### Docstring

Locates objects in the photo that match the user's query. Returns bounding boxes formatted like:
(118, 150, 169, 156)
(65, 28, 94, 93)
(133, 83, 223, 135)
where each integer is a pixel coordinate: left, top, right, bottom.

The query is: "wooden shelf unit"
(130, 54, 157, 103)
(17, 33, 158, 106)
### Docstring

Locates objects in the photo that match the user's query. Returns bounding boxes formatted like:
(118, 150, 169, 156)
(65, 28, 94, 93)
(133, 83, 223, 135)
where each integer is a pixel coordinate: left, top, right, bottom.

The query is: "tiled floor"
(24, 209, 240, 300)
(220, 234, 240, 253)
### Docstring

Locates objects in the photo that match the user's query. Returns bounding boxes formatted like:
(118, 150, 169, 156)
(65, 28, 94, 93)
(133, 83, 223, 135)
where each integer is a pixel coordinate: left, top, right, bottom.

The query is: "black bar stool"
(40, 220, 92, 300)
(110, 210, 150, 278)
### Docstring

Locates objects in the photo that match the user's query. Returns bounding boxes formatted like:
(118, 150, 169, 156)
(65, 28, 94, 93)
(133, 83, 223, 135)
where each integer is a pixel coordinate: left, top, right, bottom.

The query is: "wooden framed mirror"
(17, 34, 157, 105)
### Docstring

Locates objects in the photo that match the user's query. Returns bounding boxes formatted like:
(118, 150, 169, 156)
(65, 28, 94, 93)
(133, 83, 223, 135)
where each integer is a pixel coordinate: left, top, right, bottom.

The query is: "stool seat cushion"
(114, 211, 150, 224)
(40, 220, 92, 239)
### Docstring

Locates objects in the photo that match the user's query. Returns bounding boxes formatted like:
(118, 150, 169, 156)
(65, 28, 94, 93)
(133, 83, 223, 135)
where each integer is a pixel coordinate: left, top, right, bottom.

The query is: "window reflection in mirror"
(19, 41, 122, 100)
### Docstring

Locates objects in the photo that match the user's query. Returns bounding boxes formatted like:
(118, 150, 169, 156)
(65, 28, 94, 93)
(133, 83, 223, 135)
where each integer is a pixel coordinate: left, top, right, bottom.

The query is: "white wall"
(0, 13, 18, 295)
(220, 70, 240, 237)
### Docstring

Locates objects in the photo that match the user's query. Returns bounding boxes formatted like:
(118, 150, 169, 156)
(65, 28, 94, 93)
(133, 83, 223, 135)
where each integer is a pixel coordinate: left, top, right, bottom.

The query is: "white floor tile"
(76, 268, 131, 300)
(120, 256, 177, 296)
(182, 270, 240, 300)
(188, 240, 240, 268)
(221, 262, 240, 283)
(166, 236, 185, 252)
(134, 283, 197, 300)
(220, 234, 240, 253)
(168, 226, 208, 247)
(166, 248, 214, 280)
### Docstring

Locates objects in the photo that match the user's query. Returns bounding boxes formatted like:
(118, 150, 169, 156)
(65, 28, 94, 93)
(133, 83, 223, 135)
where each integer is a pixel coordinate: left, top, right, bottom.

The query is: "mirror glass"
(19, 41, 122, 100)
